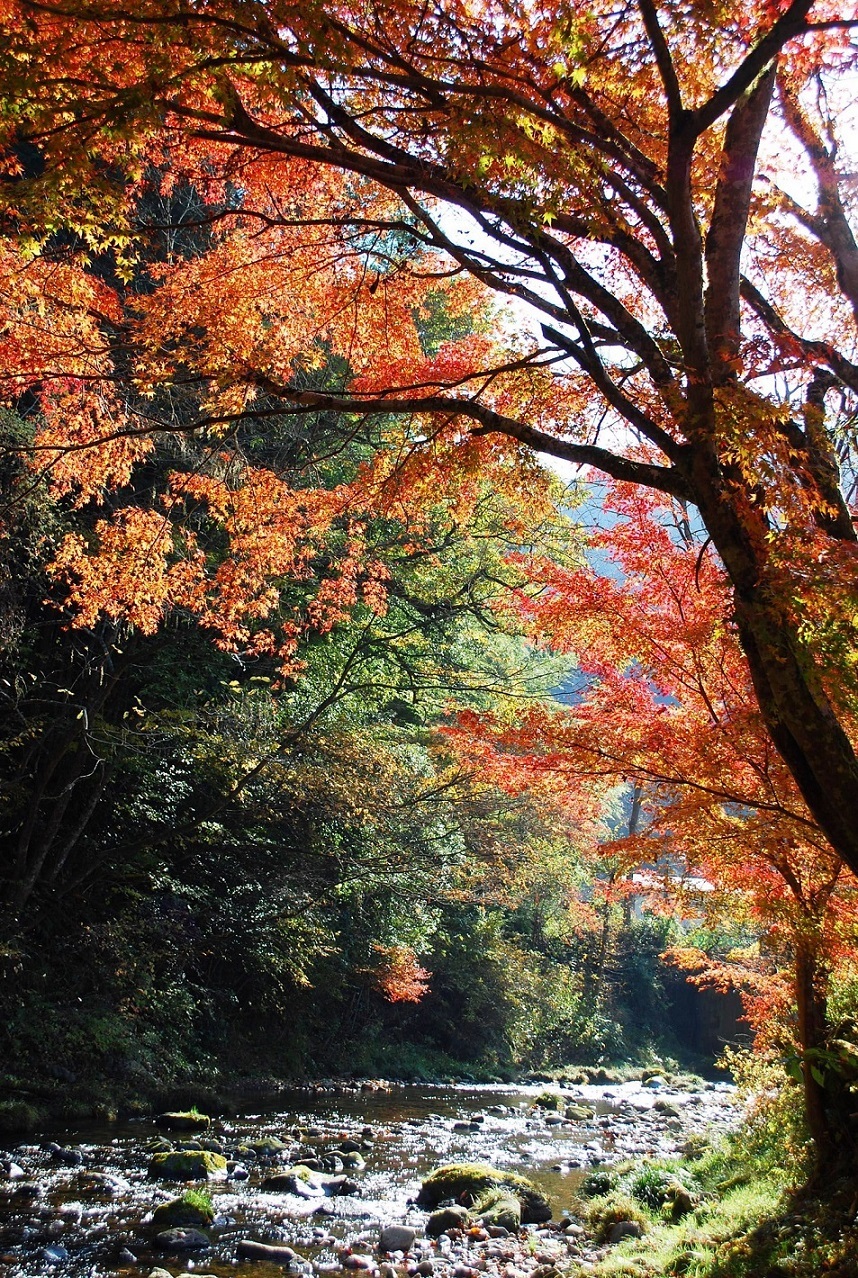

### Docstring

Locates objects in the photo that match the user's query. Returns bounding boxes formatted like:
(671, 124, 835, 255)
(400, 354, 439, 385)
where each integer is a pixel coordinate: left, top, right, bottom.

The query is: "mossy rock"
(474, 1187, 521, 1231)
(565, 1104, 595, 1121)
(532, 1090, 565, 1112)
(148, 1150, 227, 1181)
(0, 1100, 44, 1134)
(246, 1136, 289, 1157)
(157, 1110, 211, 1132)
(416, 1163, 551, 1223)
(426, 1206, 470, 1237)
(587, 1191, 647, 1244)
(152, 1190, 215, 1228)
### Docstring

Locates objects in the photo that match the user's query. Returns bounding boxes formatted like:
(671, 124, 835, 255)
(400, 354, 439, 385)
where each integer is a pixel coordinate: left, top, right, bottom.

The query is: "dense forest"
(1, 0, 858, 1273)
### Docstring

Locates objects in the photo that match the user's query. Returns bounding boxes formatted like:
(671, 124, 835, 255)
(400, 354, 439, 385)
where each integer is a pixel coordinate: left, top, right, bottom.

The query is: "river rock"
(342, 1253, 375, 1269)
(608, 1220, 644, 1243)
(475, 1189, 521, 1232)
(426, 1206, 470, 1237)
(151, 1193, 215, 1228)
(157, 1110, 211, 1131)
(246, 1136, 290, 1157)
(339, 1150, 366, 1169)
(48, 1143, 83, 1166)
(77, 1170, 130, 1195)
(155, 1226, 210, 1251)
(417, 1164, 551, 1224)
(238, 1239, 298, 1263)
(41, 1245, 69, 1262)
(198, 1138, 225, 1154)
(148, 1150, 227, 1181)
(263, 1170, 320, 1197)
(379, 1224, 416, 1252)
(338, 1139, 363, 1153)
(148, 1269, 174, 1278)
(327, 1174, 360, 1196)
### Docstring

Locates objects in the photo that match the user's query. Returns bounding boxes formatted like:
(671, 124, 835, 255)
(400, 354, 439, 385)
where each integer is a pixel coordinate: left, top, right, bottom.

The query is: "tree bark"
(794, 939, 835, 1168)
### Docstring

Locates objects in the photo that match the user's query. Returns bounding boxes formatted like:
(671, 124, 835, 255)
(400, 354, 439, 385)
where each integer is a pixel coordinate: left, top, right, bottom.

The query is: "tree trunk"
(685, 451, 858, 881)
(794, 939, 835, 1169)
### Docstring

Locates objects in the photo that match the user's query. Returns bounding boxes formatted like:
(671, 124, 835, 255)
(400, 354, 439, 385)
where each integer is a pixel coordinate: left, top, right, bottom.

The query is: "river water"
(0, 1079, 737, 1278)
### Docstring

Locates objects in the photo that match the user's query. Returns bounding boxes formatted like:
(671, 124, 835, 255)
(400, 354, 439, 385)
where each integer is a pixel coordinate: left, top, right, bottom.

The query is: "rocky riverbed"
(0, 1078, 737, 1278)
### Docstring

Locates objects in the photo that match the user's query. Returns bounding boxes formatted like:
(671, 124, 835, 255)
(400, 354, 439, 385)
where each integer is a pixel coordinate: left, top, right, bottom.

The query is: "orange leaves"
(48, 508, 184, 636)
(370, 944, 431, 1003)
(46, 457, 399, 670)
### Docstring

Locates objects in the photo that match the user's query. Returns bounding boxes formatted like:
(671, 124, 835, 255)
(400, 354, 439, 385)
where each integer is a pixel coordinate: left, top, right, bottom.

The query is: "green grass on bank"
(577, 1137, 858, 1278)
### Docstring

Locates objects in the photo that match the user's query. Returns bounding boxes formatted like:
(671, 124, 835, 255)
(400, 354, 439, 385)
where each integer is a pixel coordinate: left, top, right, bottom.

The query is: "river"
(0, 1078, 737, 1278)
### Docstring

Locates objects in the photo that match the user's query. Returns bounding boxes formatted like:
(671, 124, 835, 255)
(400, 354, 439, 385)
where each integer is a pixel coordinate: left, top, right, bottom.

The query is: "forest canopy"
(1, 0, 858, 1184)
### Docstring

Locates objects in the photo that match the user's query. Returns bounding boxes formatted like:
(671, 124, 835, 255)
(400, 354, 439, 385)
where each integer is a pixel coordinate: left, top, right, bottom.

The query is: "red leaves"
(370, 945, 431, 1003)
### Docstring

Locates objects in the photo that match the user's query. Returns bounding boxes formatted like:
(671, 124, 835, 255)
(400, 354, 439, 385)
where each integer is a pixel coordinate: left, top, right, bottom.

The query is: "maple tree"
(0, 0, 857, 884)
(443, 481, 858, 1164)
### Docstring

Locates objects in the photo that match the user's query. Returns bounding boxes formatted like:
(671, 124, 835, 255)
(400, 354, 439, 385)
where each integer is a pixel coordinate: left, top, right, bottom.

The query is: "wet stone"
(154, 1226, 211, 1250)
(380, 1224, 416, 1252)
(238, 1239, 298, 1263)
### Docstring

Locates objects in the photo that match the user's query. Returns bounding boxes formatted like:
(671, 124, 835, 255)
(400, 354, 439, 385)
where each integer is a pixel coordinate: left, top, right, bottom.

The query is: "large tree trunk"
(685, 451, 858, 881)
(794, 940, 835, 1168)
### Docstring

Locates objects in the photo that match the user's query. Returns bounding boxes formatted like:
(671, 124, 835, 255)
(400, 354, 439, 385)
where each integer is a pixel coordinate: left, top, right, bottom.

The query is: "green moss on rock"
(156, 1110, 211, 1131)
(246, 1136, 289, 1156)
(474, 1187, 521, 1231)
(151, 1190, 215, 1228)
(148, 1150, 227, 1181)
(416, 1163, 551, 1223)
(532, 1090, 565, 1112)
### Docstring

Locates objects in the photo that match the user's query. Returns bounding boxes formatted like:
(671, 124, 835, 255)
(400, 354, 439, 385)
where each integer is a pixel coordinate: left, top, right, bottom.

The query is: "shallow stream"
(0, 1080, 737, 1278)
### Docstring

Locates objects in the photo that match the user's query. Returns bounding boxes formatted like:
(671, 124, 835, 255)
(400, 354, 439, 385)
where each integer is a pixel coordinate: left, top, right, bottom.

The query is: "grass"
(577, 1140, 858, 1278)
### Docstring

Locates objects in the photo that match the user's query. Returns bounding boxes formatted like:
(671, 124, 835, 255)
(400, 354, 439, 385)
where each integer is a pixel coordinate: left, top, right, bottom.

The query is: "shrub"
(580, 1168, 619, 1198)
(0, 1099, 43, 1133)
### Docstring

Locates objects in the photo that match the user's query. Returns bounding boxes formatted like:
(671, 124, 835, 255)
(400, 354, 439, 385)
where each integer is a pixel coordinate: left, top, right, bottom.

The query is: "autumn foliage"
(2, 0, 858, 1170)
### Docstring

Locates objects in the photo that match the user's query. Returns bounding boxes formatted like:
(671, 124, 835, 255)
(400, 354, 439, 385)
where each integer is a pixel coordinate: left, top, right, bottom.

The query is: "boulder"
(379, 1224, 416, 1252)
(246, 1136, 290, 1157)
(416, 1164, 551, 1224)
(148, 1151, 227, 1181)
